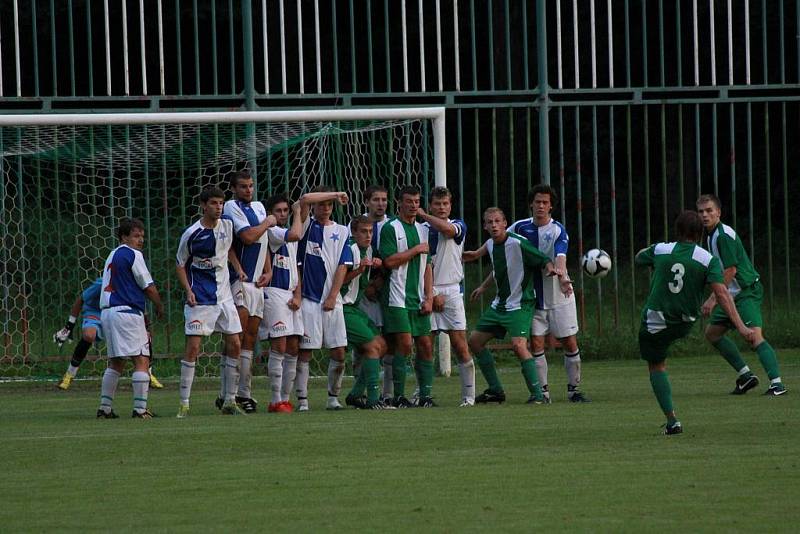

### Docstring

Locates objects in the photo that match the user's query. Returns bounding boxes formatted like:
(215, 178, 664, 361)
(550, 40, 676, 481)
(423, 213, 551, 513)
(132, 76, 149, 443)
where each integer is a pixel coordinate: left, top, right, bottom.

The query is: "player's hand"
(416, 207, 428, 218)
(420, 299, 433, 316)
(371, 257, 382, 269)
(185, 290, 197, 307)
(432, 294, 446, 312)
(559, 277, 573, 297)
(738, 326, 756, 344)
(415, 243, 429, 255)
(154, 304, 165, 321)
(360, 257, 373, 271)
(543, 263, 559, 277)
(53, 327, 73, 347)
(470, 286, 485, 302)
(256, 272, 271, 288)
(265, 214, 278, 227)
(287, 295, 301, 311)
(322, 296, 336, 311)
(336, 193, 349, 205)
(292, 200, 302, 212)
(701, 297, 715, 317)
(237, 269, 247, 282)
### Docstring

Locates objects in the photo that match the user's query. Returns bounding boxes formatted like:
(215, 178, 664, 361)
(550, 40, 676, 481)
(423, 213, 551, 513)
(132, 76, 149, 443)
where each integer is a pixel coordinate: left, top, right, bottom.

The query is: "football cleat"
(58, 373, 74, 390)
(214, 396, 225, 410)
(235, 396, 258, 413)
(663, 421, 683, 435)
(730, 374, 760, 395)
(459, 398, 476, 407)
(268, 401, 293, 413)
(475, 389, 506, 404)
(149, 373, 164, 389)
(345, 394, 369, 409)
(568, 391, 591, 403)
(221, 401, 246, 415)
(132, 409, 157, 419)
(176, 405, 190, 418)
(392, 396, 416, 409)
(526, 394, 544, 405)
(96, 409, 119, 419)
(326, 397, 344, 411)
(367, 400, 397, 410)
(417, 396, 437, 408)
(764, 383, 788, 396)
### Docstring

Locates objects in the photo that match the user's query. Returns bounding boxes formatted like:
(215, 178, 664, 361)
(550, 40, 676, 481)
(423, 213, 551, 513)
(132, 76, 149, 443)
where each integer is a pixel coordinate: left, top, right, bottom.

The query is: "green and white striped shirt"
(379, 217, 430, 310)
(486, 232, 552, 312)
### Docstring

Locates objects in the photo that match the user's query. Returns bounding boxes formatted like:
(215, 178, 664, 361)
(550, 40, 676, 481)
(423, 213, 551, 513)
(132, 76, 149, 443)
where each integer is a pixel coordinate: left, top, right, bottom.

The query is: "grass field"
(1, 352, 798, 532)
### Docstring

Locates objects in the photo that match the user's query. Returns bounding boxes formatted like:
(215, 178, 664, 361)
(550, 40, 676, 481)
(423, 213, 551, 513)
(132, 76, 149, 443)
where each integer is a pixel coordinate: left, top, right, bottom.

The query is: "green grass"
(1, 352, 799, 532)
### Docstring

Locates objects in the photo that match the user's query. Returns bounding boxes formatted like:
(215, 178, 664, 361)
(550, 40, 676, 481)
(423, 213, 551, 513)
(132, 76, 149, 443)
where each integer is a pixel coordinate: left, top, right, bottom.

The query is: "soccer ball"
(582, 249, 612, 278)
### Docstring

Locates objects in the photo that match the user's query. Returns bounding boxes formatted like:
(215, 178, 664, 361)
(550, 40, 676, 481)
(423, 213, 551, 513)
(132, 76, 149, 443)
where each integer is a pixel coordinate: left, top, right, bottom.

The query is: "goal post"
(0, 107, 452, 380)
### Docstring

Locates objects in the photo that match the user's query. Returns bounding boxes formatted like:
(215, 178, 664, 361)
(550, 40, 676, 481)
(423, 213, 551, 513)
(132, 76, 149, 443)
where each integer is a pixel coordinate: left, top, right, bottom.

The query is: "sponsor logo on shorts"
(187, 319, 203, 331)
(272, 320, 287, 332)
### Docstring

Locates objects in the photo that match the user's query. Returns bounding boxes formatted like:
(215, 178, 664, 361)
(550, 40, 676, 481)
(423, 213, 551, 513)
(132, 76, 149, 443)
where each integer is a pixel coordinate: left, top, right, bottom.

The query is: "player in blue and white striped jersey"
(508, 185, 589, 403)
(175, 187, 248, 417)
(97, 218, 165, 419)
(222, 170, 277, 412)
(296, 186, 352, 411)
(417, 186, 476, 407)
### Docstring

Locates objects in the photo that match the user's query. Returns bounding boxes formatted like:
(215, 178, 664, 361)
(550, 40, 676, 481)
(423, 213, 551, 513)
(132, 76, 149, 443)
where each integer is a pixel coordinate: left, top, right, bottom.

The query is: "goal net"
(0, 108, 446, 381)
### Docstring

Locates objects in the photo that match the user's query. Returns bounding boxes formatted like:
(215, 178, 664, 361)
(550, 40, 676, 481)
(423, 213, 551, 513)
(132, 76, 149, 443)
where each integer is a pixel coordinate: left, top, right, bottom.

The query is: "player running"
(175, 187, 247, 417)
(636, 210, 756, 434)
(416, 186, 475, 407)
(697, 194, 787, 396)
(508, 185, 589, 403)
(464, 207, 563, 405)
(222, 170, 277, 413)
(96, 218, 165, 419)
(340, 216, 395, 409)
(54, 277, 163, 390)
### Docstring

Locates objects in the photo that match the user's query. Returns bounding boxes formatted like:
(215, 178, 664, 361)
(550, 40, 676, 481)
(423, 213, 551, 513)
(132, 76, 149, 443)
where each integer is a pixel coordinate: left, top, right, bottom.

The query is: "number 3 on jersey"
(669, 263, 685, 294)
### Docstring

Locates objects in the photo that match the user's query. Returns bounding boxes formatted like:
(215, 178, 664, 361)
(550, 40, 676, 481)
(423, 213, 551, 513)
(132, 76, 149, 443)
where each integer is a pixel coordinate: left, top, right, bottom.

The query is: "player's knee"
(467, 334, 483, 354)
(510, 338, 529, 356)
(704, 326, 722, 343)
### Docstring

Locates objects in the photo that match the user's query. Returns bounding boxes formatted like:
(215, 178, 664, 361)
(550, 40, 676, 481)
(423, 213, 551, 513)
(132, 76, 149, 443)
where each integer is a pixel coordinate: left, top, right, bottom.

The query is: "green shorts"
(638, 322, 695, 363)
(343, 305, 380, 347)
(709, 281, 763, 329)
(475, 306, 533, 339)
(382, 306, 432, 337)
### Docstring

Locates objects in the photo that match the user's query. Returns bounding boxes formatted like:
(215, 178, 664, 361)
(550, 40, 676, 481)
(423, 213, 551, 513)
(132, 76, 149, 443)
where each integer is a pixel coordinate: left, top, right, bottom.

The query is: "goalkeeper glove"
(53, 316, 77, 347)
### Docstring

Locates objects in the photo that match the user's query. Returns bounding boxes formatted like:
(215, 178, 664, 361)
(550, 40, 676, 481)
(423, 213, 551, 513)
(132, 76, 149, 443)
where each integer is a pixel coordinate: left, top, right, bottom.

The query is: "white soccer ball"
(582, 248, 612, 279)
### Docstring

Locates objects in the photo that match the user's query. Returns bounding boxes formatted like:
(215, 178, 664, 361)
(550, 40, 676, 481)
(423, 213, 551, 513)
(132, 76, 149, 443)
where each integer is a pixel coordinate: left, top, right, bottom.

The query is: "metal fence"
(1, 0, 798, 335)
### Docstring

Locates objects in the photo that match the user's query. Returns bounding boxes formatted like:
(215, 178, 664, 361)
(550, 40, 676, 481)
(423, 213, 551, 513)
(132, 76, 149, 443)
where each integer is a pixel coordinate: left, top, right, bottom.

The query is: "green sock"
(755, 341, 781, 381)
(520, 358, 543, 398)
(649, 370, 674, 416)
(417, 359, 434, 399)
(712, 336, 748, 373)
(392, 354, 407, 397)
(476, 349, 504, 393)
(364, 358, 381, 404)
(348, 362, 367, 397)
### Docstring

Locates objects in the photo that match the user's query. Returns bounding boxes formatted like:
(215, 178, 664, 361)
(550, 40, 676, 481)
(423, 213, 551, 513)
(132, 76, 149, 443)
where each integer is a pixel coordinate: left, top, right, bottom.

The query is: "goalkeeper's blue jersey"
(81, 278, 103, 317)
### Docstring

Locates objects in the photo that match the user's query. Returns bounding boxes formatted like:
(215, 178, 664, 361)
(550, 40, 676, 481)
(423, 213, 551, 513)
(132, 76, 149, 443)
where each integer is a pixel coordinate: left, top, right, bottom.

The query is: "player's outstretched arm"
(554, 255, 573, 297)
(711, 282, 755, 343)
(53, 294, 84, 346)
(299, 191, 349, 207)
(470, 272, 494, 301)
(462, 243, 488, 263)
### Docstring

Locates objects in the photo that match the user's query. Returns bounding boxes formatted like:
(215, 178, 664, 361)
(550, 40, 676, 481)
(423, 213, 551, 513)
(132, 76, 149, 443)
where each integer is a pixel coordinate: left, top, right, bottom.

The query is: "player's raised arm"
(286, 200, 307, 242)
(417, 207, 458, 238)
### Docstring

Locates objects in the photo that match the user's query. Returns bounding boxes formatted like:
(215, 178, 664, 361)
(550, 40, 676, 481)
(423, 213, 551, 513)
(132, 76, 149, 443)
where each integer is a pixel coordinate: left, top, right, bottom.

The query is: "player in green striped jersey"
(697, 194, 786, 396)
(464, 207, 563, 404)
(636, 211, 755, 435)
(379, 186, 435, 408)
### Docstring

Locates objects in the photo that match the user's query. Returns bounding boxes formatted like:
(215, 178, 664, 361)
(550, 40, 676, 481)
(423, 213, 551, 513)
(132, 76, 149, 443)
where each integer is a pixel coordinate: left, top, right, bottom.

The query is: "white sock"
(327, 359, 345, 398)
(99, 368, 121, 413)
(382, 355, 394, 398)
(224, 356, 239, 403)
(237, 350, 253, 398)
(458, 359, 476, 401)
(179, 360, 196, 406)
(268, 350, 284, 404)
(132, 371, 150, 414)
(534, 353, 549, 392)
(564, 351, 582, 393)
(771, 377, 782, 385)
(218, 355, 227, 399)
(67, 364, 79, 377)
(295, 360, 310, 402)
(738, 365, 752, 376)
(281, 353, 297, 402)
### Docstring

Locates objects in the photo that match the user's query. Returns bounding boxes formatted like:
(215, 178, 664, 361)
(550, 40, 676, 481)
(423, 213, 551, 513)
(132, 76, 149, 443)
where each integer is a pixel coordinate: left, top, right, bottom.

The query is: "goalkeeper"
(54, 277, 163, 390)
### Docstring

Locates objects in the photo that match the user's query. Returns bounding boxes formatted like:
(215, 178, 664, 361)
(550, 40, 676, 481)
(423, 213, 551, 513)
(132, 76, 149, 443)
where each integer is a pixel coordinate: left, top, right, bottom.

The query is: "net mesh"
(0, 117, 435, 380)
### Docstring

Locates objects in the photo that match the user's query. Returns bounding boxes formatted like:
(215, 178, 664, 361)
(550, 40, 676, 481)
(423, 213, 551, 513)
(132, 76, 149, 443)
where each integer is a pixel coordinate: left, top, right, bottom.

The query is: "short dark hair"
(350, 215, 372, 232)
(364, 184, 388, 201)
(266, 193, 290, 213)
(674, 210, 704, 242)
(117, 217, 145, 240)
(199, 187, 226, 204)
(229, 169, 252, 188)
(397, 185, 420, 200)
(528, 184, 558, 207)
(429, 186, 452, 201)
(696, 193, 721, 210)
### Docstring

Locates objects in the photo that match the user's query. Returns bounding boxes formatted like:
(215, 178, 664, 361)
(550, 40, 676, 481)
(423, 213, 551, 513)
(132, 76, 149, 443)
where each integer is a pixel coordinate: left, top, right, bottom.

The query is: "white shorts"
(430, 285, 467, 332)
(299, 299, 348, 350)
(232, 280, 264, 318)
(184, 301, 242, 336)
(532, 303, 579, 339)
(259, 287, 304, 340)
(359, 298, 384, 327)
(101, 307, 150, 358)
